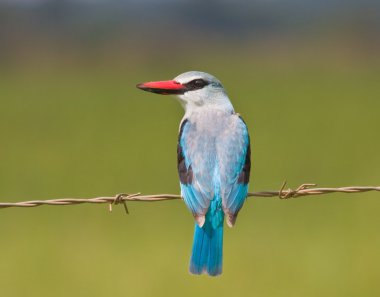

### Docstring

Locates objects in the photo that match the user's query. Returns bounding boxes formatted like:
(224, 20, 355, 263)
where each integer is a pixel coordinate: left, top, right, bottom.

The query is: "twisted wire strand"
(1, 183, 380, 211)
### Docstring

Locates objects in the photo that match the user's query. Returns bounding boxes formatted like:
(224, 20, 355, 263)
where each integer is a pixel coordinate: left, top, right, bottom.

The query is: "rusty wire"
(0, 183, 379, 212)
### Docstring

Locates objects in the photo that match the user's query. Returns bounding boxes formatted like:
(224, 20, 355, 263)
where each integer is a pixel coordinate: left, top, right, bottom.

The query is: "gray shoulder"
(233, 112, 248, 127)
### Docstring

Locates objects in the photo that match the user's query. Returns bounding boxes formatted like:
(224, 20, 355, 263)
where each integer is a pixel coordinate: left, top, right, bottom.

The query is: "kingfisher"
(137, 71, 251, 276)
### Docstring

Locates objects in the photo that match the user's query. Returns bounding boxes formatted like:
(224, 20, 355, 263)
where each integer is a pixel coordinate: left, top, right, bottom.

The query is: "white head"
(137, 71, 234, 114)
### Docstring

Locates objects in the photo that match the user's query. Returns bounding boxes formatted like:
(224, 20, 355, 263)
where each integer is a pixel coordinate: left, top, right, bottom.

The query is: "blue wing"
(178, 119, 214, 226)
(178, 115, 251, 227)
(219, 115, 251, 227)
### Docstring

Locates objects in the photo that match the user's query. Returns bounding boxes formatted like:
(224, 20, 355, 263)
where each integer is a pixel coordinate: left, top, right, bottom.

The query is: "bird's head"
(137, 71, 233, 113)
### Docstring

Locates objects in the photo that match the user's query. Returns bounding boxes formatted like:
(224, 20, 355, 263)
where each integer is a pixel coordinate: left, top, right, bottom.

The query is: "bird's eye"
(186, 79, 209, 90)
(193, 79, 205, 87)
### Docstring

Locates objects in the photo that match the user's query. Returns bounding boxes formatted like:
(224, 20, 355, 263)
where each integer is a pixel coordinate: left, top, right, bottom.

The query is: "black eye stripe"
(184, 79, 209, 91)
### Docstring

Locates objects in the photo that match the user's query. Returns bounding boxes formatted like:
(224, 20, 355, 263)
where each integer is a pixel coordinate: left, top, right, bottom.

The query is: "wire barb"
(278, 181, 317, 199)
(1, 184, 380, 211)
(109, 193, 128, 213)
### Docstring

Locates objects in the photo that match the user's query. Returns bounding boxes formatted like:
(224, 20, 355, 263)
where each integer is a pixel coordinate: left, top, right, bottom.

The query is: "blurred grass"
(0, 48, 380, 297)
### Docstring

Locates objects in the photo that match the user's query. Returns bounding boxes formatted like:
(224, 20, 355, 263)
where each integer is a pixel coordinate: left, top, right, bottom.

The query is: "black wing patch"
(177, 119, 193, 185)
(237, 115, 251, 184)
(237, 139, 251, 184)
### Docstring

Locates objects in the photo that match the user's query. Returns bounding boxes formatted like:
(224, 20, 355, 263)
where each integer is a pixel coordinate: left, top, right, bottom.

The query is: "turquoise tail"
(189, 207, 224, 276)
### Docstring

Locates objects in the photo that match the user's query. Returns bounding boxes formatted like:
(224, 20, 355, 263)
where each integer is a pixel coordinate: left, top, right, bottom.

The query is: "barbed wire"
(1, 183, 379, 213)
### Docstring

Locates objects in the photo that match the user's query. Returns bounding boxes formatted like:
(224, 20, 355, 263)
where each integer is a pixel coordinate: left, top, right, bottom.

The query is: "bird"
(136, 71, 251, 276)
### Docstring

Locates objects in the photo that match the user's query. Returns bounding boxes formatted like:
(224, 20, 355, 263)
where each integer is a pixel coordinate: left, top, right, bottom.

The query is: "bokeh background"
(0, 0, 380, 296)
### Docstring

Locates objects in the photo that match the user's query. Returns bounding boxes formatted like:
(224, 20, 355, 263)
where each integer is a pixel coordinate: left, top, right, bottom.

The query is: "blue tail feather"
(189, 213, 224, 276)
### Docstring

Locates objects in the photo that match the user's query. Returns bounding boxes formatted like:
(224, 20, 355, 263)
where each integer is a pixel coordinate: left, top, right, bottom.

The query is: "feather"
(178, 109, 251, 275)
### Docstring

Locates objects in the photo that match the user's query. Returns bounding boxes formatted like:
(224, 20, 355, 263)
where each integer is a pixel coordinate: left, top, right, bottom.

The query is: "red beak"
(136, 80, 186, 95)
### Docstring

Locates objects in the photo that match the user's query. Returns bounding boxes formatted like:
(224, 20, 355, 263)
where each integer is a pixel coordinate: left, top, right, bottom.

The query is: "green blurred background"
(0, 1, 380, 296)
